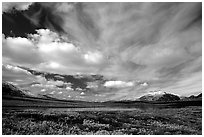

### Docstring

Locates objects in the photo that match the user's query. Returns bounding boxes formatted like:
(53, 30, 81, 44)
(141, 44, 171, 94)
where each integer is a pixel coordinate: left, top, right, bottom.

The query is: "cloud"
(58, 91, 63, 94)
(41, 89, 46, 92)
(34, 75, 65, 88)
(49, 91, 56, 94)
(31, 84, 42, 87)
(84, 51, 103, 64)
(80, 92, 85, 95)
(3, 64, 31, 75)
(29, 29, 105, 74)
(76, 87, 83, 91)
(86, 82, 99, 89)
(2, 3, 202, 100)
(36, 2, 200, 81)
(67, 95, 71, 98)
(49, 62, 60, 69)
(2, 64, 37, 84)
(6, 81, 18, 86)
(66, 87, 73, 90)
(31, 29, 77, 53)
(2, 2, 32, 12)
(104, 81, 134, 88)
(3, 28, 103, 75)
(162, 71, 202, 96)
(140, 82, 148, 87)
(47, 80, 64, 86)
(2, 34, 43, 66)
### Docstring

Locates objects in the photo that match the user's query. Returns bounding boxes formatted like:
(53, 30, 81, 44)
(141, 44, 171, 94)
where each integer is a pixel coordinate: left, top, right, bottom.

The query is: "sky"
(2, 2, 202, 101)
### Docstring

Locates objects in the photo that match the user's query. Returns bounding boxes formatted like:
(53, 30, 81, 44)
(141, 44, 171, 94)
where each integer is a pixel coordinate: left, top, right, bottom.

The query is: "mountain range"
(138, 91, 181, 102)
(2, 81, 202, 102)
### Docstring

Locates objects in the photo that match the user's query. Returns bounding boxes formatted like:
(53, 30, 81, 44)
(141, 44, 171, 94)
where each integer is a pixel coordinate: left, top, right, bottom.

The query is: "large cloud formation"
(2, 2, 202, 100)
(2, 2, 32, 12)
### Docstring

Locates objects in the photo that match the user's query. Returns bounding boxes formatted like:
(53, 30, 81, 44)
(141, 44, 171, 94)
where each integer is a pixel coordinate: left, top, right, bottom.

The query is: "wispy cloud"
(2, 2, 202, 100)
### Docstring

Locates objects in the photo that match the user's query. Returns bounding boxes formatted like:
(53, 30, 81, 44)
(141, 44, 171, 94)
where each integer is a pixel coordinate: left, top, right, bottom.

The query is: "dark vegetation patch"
(2, 106, 202, 135)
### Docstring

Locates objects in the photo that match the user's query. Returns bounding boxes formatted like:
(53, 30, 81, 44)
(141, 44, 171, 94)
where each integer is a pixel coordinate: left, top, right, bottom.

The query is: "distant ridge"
(189, 93, 202, 99)
(181, 93, 202, 101)
(2, 82, 29, 97)
(138, 91, 180, 102)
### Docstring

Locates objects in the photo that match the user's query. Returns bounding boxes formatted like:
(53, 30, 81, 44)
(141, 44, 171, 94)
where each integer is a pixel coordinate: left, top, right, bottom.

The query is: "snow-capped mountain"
(138, 91, 180, 102)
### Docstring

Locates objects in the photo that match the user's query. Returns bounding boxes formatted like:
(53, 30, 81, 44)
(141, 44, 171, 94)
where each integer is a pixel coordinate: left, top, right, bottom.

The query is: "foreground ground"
(2, 106, 202, 135)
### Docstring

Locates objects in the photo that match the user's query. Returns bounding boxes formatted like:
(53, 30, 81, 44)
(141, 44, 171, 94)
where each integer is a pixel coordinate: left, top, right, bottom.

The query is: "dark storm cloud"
(2, 2, 65, 38)
(3, 10, 40, 37)
(24, 3, 65, 33)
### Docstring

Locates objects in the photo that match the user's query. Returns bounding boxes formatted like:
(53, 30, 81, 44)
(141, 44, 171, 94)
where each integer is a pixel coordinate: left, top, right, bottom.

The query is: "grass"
(2, 106, 202, 135)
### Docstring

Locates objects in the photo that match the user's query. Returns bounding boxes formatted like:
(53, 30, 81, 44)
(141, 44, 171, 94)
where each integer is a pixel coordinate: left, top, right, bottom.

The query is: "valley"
(2, 82, 202, 135)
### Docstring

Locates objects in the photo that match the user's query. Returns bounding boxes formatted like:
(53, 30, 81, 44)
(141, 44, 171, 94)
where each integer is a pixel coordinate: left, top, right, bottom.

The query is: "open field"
(2, 96, 202, 108)
(2, 106, 202, 135)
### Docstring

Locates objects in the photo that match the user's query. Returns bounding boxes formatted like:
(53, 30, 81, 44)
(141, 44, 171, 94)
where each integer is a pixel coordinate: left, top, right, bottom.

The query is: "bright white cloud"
(35, 75, 47, 83)
(2, 64, 38, 85)
(66, 87, 73, 90)
(3, 29, 89, 74)
(6, 81, 18, 85)
(49, 62, 60, 69)
(2, 36, 42, 66)
(58, 91, 63, 94)
(148, 90, 164, 95)
(2, 2, 32, 12)
(86, 82, 99, 89)
(104, 81, 134, 88)
(33, 75, 65, 89)
(45, 85, 55, 88)
(47, 80, 64, 86)
(31, 84, 43, 87)
(84, 51, 103, 64)
(38, 42, 76, 53)
(4, 64, 31, 75)
(49, 91, 56, 94)
(76, 88, 83, 91)
(80, 92, 85, 95)
(41, 89, 46, 92)
(31, 29, 77, 53)
(141, 82, 148, 87)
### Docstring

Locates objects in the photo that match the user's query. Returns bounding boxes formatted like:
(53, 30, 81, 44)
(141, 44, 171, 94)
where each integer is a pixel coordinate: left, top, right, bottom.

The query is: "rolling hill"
(2, 82, 29, 97)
